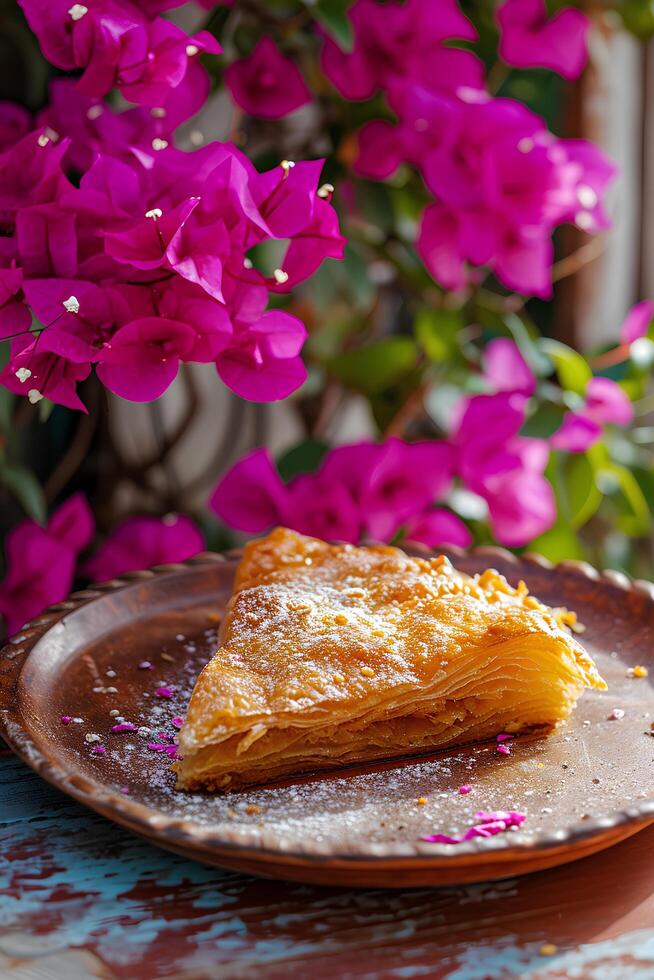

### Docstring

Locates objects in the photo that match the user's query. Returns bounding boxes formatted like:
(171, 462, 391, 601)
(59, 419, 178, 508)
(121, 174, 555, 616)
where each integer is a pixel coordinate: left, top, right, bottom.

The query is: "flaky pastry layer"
(175, 528, 605, 791)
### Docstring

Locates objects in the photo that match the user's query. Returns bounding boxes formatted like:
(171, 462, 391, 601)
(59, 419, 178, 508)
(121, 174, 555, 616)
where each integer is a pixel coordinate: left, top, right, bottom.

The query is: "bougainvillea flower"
(0, 266, 31, 339)
(0, 130, 69, 213)
(497, 0, 589, 80)
(319, 0, 385, 101)
(413, 87, 616, 297)
(482, 338, 536, 396)
(118, 25, 221, 109)
(18, 1, 221, 113)
(404, 509, 472, 550)
(96, 317, 196, 401)
(320, 0, 476, 102)
(417, 203, 468, 293)
(225, 37, 311, 120)
(286, 474, 362, 543)
(159, 285, 233, 362)
(0, 493, 94, 637)
(422, 810, 526, 844)
(584, 377, 634, 427)
(16, 203, 78, 279)
(550, 412, 602, 453)
(275, 198, 347, 290)
(362, 439, 454, 541)
(620, 299, 654, 345)
(484, 465, 557, 547)
(212, 439, 461, 547)
(1, 328, 95, 411)
(38, 79, 162, 173)
(48, 491, 96, 553)
(216, 310, 307, 401)
(83, 514, 204, 581)
(0, 126, 343, 409)
(106, 199, 200, 271)
(419, 204, 556, 300)
(453, 394, 555, 546)
(354, 120, 404, 182)
(561, 140, 619, 234)
(252, 159, 325, 240)
(210, 448, 288, 533)
(492, 228, 554, 300)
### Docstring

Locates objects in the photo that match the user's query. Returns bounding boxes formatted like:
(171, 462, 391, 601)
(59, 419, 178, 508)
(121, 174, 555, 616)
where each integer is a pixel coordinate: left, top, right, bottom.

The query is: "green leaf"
(620, 0, 654, 38)
(521, 403, 563, 439)
(0, 463, 47, 523)
(561, 453, 602, 529)
(503, 313, 551, 376)
(631, 465, 654, 516)
(414, 308, 462, 362)
(529, 521, 585, 563)
(541, 339, 592, 395)
(314, 0, 354, 51)
(601, 463, 650, 537)
(330, 337, 418, 394)
(277, 439, 329, 482)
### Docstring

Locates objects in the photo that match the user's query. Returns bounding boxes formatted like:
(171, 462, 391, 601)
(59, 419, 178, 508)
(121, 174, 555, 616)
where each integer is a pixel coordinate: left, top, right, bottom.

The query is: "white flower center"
(575, 211, 594, 231)
(577, 185, 598, 210)
(68, 4, 89, 21)
(63, 295, 80, 314)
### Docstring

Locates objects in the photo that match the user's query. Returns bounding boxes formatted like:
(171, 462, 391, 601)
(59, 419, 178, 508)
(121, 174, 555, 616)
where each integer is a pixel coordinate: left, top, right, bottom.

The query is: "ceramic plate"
(1, 547, 653, 887)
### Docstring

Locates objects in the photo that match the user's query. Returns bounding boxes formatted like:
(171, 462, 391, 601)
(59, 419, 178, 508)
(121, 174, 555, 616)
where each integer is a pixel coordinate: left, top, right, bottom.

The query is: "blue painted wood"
(2, 751, 654, 979)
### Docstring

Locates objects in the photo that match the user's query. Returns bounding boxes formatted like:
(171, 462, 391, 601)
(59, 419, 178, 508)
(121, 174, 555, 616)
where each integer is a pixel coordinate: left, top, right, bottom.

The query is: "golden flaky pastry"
(175, 528, 606, 791)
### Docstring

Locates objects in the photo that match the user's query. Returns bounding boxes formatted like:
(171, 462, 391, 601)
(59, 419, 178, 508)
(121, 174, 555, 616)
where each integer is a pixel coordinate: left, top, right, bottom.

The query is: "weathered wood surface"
(1, 744, 653, 979)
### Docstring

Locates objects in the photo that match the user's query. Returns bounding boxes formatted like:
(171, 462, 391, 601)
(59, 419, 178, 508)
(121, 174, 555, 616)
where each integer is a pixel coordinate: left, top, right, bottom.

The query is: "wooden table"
(2, 743, 653, 980)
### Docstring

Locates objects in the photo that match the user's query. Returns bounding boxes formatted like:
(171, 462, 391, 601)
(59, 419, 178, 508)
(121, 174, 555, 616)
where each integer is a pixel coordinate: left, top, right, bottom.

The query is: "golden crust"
(175, 528, 606, 791)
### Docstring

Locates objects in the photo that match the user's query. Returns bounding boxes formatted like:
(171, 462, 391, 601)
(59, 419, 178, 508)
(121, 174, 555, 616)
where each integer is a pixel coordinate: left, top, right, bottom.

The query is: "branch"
(384, 381, 429, 439)
(44, 383, 100, 502)
(551, 235, 607, 284)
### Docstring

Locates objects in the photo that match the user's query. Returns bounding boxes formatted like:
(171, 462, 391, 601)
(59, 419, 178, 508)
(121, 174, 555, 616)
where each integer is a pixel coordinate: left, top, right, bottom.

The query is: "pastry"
(175, 528, 605, 791)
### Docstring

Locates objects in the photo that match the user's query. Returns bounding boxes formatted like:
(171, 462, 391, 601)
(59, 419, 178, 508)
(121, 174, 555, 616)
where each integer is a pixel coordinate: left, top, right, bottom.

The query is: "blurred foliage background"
(1, 0, 654, 588)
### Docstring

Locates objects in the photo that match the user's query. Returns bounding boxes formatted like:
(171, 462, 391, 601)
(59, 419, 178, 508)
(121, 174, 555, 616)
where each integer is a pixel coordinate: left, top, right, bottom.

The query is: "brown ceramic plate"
(1, 547, 653, 888)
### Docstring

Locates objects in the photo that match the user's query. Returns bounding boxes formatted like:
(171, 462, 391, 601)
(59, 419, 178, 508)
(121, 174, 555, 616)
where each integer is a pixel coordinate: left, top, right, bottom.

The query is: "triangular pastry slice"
(175, 528, 606, 791)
